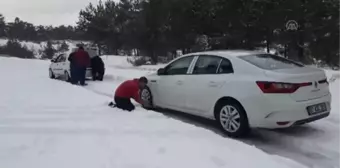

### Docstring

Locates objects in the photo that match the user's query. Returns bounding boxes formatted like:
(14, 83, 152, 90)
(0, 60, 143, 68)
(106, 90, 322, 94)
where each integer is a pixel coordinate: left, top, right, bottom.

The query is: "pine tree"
(42, 41, 56, 59)
(58, 41, 69, 53)
(0, 14, 5, 37)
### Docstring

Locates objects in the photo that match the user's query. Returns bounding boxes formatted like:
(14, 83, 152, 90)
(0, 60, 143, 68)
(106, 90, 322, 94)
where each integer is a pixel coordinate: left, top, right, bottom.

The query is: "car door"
(55, 54, 65, 75)
(185, 55, 234, 114)
(58, 54, 68, 74)
(156, 56, 196, 110)
(51, 55, 62, 75)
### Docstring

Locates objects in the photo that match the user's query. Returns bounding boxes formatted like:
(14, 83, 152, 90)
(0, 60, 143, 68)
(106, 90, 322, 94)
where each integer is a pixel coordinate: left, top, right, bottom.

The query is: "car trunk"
(264, 67, 330, 102)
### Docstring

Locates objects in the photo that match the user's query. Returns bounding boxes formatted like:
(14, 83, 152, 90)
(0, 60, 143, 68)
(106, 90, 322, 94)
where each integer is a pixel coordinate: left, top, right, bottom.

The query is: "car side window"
(218, 59, 234, 74)
(193, 55, 222, 74)
(54, 55, 62, 62)
(58, 54, 66, 62)
(164, 56, 194, 75)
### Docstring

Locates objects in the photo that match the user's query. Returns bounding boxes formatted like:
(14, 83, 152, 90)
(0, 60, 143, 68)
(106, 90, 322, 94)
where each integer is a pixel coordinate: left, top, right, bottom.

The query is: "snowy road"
(0, 57, 308, 168)
(0, 56, 338, 168)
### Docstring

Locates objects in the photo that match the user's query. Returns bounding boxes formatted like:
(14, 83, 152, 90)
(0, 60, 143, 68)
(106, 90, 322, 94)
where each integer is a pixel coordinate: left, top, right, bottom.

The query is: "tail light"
(256, 81, 312, 94)
(318, 79, 328, 85)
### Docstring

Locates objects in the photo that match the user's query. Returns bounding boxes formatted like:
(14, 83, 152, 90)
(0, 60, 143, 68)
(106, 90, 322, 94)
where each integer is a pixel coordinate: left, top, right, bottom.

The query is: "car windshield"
(239, 54, 304, 70)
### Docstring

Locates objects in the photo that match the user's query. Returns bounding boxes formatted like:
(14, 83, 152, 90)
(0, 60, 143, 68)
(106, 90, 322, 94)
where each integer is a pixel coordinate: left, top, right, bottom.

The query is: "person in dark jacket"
(73, 46, 91, 86)
(110, 77, 148, 111)
(68, 51, 77, 84)
(91, 55, 105, 81)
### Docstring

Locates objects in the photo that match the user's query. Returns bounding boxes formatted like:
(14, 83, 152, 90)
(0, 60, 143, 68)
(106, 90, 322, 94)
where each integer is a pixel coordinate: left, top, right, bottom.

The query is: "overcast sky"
(0, 0, 113, 26)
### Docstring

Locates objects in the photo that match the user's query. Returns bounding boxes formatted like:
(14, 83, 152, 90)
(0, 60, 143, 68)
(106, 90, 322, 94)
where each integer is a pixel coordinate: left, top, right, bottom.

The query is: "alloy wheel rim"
(141, 89, 150, 101)
(49, 70, 53, 77)
(219, 105, 241, 133)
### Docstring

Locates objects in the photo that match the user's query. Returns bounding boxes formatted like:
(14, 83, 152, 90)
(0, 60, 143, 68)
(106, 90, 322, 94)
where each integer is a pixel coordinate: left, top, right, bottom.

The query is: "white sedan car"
(140, 50, 332, 137)
(49, 53, 92, 81)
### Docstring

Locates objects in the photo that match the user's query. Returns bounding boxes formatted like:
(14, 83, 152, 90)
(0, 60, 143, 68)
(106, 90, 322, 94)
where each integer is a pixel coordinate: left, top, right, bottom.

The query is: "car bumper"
(292, 112, 330, 126)
(86, 68, 92, 78)
(247, 93, 332, 129)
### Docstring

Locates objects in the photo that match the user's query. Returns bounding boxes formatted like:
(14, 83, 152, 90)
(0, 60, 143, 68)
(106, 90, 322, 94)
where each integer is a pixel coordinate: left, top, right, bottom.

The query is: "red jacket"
(114, 79, 141, 103)
(74, 50, 90, 67)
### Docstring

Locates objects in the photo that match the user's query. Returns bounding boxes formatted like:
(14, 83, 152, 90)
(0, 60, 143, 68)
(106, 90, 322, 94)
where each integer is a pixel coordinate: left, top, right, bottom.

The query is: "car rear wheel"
(64, 71, 71, 82)
(49, 69, 55, 79)
(215, 100, 250, 138)
(140, 86, 154, 110)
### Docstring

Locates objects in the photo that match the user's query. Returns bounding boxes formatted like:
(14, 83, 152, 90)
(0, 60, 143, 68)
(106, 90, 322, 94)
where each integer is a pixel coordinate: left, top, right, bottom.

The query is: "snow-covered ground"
(0, 56, 314, 168)
(0, 55, 338, 168)
(0, 39, 86, 58)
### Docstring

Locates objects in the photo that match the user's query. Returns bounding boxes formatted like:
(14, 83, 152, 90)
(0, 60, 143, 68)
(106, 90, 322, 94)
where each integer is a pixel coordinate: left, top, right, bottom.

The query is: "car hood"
(146, 72, 157, 77)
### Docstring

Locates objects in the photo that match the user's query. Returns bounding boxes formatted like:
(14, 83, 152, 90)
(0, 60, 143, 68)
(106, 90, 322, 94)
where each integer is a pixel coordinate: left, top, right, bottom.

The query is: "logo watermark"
(286, 20, 299, 31)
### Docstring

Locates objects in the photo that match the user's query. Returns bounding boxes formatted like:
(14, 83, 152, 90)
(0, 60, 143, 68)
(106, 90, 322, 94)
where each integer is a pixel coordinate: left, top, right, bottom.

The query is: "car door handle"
(208, 81, 218, 87)
(176, 80, 183, 85)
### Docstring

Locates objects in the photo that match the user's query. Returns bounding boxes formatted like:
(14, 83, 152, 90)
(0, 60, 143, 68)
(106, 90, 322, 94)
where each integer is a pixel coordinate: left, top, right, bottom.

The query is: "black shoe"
(108, 102, 116, 107)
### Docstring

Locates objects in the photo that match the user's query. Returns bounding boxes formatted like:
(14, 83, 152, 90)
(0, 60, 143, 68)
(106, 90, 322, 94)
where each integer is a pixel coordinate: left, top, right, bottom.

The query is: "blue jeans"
(70, 64, 86, 85)
(79, 67, 86, 85)
(70, 63, 77, 84)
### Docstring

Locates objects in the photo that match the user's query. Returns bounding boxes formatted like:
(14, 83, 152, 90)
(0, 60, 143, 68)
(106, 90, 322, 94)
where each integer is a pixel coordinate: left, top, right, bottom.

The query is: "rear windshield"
(239, 54, 304, 70)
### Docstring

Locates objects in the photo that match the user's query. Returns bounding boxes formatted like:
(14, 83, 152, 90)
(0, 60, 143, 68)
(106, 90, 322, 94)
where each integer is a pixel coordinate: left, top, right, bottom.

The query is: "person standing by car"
(68, 51, 77, 84)
(109, 77, 148, 111)
(73, 46, 91, 86)
(91, 55, 105, 81)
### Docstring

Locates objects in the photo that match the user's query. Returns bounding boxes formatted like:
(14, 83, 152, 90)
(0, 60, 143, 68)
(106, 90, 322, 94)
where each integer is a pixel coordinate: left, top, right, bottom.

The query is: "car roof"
(186, 50, 266, 58)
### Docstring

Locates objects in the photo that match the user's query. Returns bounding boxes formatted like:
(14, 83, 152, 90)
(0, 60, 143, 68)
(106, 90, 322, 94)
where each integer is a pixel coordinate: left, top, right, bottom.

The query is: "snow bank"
(0, 38, 7, 46)
(325, 70, 340, 84)
(102, 55, 165, 71)
(0, 38, 87, 59)
(326, 69, 339, 121)
(0, 57, 307, 168)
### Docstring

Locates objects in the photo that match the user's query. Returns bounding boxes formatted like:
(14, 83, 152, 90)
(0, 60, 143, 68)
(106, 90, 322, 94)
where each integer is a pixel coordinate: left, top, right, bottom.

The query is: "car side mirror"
(51, 59, 55, 63)
(157, 68, 166, 75)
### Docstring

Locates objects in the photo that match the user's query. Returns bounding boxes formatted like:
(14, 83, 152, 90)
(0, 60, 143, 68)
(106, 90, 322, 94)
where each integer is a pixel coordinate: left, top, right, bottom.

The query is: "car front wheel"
(64, 71, 71, 82)
(215, 100, 250, 138)
(140, 86, 154, 110)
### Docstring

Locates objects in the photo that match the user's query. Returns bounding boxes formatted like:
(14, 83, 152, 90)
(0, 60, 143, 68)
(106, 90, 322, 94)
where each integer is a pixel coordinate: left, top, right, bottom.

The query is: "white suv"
(49, 53, 92, 81)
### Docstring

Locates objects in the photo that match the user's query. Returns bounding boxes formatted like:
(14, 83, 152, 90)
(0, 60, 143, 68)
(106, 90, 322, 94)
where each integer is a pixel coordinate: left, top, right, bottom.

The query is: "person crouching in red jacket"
(112, 77, 148, 111)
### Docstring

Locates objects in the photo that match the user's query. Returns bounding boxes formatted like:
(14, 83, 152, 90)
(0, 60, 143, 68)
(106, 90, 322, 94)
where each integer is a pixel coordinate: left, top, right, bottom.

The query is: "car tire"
(98, 74, 104, 81)
(49, 69, 55, 79)
(140, 86, 154, 110)
(215, 100, 250, 138)
(64, 71, 71, 82)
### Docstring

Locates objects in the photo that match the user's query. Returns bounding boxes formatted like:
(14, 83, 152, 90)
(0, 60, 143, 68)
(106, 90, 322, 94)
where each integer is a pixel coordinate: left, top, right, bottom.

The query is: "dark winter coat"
(74, 50, 90, 67)
(91, 56, 104, 73)
(114, 79, 141, 104)
(68, 52, 75, 63)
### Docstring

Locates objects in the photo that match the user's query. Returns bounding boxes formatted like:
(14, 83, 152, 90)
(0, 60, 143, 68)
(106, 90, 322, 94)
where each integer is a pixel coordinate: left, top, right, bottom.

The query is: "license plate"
(307, 103, 327, 115)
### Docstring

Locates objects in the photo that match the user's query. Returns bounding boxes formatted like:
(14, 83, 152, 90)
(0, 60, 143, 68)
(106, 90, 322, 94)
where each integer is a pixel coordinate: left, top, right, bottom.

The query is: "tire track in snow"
(106, 65, 159, 71)
(243, 128, 339, 168)
(85, 88, 113, 98)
